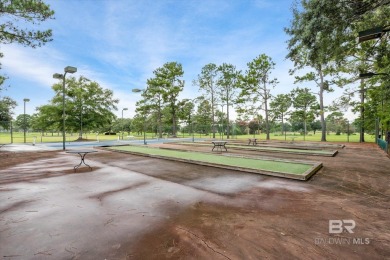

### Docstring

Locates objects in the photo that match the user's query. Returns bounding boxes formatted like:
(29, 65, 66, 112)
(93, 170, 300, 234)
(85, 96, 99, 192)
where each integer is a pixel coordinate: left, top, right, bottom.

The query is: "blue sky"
(1, 0, 348, 119)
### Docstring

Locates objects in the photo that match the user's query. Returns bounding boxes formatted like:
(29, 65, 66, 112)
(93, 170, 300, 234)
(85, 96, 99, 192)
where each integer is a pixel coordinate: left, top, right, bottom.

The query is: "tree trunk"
(265, 88, 270, 140)
(172, 105, 177, 137)
(359, 79, 365, 142)
(319, 68, 327, 142)
(158, 103, 162, 139)
(212, 92, 216, 139)
(226, 101, 230, 139)
(158, 114, 162, 138)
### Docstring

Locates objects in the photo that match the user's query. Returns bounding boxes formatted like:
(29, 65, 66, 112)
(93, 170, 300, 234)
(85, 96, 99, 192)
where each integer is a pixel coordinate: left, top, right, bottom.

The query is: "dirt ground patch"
(0, 142, 389, 259)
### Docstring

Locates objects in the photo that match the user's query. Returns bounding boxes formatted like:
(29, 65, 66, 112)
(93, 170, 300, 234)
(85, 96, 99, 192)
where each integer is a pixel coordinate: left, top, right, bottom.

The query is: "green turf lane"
(112, 145, 313, 175)
(179, 142, 335, 155)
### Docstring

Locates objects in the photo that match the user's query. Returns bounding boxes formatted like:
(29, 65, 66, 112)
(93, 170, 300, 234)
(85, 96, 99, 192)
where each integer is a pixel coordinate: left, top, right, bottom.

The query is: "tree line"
(1, 0, 389, 141)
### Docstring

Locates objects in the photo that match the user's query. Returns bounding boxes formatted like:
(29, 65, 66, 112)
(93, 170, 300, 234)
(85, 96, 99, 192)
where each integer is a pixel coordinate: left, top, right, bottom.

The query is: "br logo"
(329, 220, 356, 234)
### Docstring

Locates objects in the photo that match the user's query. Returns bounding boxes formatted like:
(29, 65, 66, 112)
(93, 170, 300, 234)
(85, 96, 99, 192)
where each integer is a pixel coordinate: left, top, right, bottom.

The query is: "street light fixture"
(122, 108, 128, 119)
(121, 108, 128, 140)
(359, 72, 389, 79)
(132, 88, 147, 145)
(53, 66, 77, 150)
(358, 26, 389, 43)
(23, 98, 30, 143)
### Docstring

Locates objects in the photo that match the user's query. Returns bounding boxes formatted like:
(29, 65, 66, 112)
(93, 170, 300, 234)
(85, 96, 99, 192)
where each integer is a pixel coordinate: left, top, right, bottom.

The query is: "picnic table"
(212, 141, 228, 152)
(248, 138, 258, 146)
(66, 150, 98, 172)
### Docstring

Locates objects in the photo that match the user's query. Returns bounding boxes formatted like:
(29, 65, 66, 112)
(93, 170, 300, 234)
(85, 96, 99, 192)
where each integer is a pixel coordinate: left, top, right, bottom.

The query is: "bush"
(104, 132, 117, 135)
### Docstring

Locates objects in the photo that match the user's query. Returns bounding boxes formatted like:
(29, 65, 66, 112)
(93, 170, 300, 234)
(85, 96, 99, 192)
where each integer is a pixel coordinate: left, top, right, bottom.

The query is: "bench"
(248, 138, 258, 146)
(212, 141, 228, 152)
(126, 135, 135, 140)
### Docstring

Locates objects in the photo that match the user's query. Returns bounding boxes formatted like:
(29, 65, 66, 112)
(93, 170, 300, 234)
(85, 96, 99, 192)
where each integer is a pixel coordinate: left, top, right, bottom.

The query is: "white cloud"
(2, 45, 67, 88)
(3, 0, 359, 121)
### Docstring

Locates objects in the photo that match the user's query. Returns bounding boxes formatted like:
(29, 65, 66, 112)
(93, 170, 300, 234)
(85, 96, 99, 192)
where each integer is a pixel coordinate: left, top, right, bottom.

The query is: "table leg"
(74, 153, 93, 171)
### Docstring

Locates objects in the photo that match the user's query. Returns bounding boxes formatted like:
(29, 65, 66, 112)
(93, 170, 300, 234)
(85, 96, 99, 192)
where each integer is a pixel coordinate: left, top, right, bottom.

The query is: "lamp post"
(53, 66, 77, 150)
(216, 103, 225, 140)
(23, 98, 30, 143)
(121, 108, 128, 139)
(358, 72, 389, 143)
(358, 25, 389, 142)
(122, 107, 128, 119)
(132, 88, 147, 145)
(80, 104, 84, 140)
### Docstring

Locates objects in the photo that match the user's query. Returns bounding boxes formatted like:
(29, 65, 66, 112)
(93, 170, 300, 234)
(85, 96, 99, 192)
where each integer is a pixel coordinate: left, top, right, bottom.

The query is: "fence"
(0, 121, 12, 144)
(377, 139, 388, 153)
(156, 122, 375, 143)
(0, 120, 382, 144)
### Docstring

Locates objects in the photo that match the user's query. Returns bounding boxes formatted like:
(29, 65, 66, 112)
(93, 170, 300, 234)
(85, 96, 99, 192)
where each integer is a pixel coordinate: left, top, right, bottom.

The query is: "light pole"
(80, 104, 84, 140)
(23, 98, 30, 143)
(358, 24, 389, 142)
(122, 107, 128, 119)
(53, 66, 77, 150)
(216, 103, 225, 140)
(132, 88, 147, 145)
(359, 72, 389, 143)
(122, 108, 128, 139)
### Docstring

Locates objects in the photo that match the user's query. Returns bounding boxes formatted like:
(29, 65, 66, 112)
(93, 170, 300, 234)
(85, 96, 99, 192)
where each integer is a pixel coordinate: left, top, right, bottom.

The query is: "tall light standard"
(132, 88, 147, 145)
(23, 98, 30, 143)
(122, 107, 128, 119)
(359, 72, 389, 143)
(122, 108, 128, 139)
(357, 25, 389, 142)
(53, 66, 77, 150)
(216, 103, 226, 140)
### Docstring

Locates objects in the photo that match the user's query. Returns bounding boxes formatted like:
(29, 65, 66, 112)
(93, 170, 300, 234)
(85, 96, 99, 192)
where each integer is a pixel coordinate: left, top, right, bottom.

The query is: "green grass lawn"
(0, 131, 375, 144)
(0, 132, 145, 144)
(197, 133, 375, 143)
(163, 131, 375, 143)
(111, 145, 316, 176)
